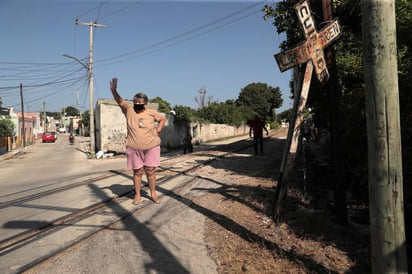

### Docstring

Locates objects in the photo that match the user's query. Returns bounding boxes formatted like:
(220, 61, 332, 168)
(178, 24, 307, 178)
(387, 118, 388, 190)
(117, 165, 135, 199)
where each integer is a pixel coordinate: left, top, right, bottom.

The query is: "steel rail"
(0, 133, 276, 258)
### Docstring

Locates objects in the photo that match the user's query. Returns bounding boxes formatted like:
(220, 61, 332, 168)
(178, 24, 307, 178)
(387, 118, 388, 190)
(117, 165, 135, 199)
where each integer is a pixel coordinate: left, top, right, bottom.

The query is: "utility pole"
(19, 83, 25, 147)
(43, 101, 46, 132)
(361, 0, 408, 273)
(76, 19, 106, 158)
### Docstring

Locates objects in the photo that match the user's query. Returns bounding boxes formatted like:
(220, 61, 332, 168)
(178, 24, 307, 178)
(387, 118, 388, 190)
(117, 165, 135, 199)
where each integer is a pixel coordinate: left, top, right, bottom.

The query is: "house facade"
(14, 110, 43, 146)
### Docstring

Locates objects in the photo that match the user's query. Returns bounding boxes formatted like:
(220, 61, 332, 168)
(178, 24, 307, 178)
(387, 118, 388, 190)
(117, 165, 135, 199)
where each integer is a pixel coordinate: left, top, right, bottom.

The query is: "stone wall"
(95, 99, 128, 152)
(95, 99, 248, 153)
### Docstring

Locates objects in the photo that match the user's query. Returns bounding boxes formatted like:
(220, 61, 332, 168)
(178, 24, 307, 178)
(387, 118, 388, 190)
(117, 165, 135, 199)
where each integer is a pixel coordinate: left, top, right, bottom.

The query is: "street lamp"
(63, 54, 88, 70)
(63, 53, 95, 157)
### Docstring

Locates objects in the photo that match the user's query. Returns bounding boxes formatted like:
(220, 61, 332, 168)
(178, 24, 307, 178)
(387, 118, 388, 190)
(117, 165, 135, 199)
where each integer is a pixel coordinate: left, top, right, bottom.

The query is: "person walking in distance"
(182, 128, 193, 154)
(249, 115, 269, 155)
(110, 77, 166, 204)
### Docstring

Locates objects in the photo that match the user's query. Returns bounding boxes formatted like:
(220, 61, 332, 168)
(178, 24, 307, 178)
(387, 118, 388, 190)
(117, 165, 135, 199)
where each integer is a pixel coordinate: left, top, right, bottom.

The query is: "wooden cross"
(274, 0, 341, 83)
(272, 0, 341, 220)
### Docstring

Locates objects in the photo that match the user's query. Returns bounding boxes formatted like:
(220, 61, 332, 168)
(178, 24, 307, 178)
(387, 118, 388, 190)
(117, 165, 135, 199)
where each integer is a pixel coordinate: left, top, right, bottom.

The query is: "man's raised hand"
(110, 77, 118, 92)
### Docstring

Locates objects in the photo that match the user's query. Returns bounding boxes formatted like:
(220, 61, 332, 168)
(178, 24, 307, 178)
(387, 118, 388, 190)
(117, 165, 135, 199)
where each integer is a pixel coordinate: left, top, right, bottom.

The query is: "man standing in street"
(249, 115, 269, 155)
(110, 77, 166, 204)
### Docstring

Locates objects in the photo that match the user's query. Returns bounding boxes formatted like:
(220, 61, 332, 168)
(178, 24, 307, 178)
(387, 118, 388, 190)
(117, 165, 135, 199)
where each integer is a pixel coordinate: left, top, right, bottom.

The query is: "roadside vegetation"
(0, 118, 15, 138)
(263, 0, 412, 269)
(149, 83, 285, 128)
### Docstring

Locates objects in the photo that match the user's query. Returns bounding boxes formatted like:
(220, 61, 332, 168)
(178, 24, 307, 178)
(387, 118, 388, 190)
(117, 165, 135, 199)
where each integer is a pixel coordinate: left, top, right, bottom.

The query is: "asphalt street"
(1, 134, 251, 274)
(30, 176, 219, 274)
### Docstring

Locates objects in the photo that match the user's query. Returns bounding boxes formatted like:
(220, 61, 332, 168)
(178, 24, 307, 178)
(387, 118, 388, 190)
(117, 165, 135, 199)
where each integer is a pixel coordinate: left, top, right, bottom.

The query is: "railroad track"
(0, 130, 285, 273)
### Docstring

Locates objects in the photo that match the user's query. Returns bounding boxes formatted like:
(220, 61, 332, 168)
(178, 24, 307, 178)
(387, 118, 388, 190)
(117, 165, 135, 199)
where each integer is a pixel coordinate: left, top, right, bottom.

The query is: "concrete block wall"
(95, 99, 128, 152)
(191, 123, 248, 145)
(95, 99, 249, 153)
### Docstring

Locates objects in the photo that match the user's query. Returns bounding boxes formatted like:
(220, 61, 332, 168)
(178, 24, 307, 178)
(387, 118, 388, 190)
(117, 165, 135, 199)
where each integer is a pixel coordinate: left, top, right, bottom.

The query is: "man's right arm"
(110, 77, 123, 105)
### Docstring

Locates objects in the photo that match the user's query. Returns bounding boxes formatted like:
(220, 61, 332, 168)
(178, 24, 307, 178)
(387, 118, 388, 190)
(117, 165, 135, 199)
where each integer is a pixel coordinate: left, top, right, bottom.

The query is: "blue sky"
(0, 0, 293, 114)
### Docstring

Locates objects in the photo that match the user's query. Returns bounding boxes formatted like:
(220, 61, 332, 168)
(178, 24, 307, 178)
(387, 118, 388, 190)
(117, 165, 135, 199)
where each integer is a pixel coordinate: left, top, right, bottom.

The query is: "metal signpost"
(272, 0, 341, 219)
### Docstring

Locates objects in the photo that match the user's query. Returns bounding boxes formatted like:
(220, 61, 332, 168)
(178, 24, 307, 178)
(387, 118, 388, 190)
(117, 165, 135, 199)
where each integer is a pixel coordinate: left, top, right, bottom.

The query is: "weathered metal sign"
(274, 0, 341, 83)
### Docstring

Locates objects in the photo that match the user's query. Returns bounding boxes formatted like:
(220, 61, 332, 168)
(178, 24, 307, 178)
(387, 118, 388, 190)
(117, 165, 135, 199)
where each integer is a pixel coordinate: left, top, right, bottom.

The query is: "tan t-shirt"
(120, 101, 164, 150)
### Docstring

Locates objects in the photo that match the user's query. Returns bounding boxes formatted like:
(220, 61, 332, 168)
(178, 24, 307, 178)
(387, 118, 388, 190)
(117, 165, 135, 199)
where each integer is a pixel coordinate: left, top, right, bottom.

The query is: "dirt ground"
(186, 133, 371, 274)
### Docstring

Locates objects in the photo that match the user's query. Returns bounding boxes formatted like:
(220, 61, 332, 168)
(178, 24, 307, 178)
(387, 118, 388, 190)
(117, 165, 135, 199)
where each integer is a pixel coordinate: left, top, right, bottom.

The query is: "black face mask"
(134, 104, 145, 112)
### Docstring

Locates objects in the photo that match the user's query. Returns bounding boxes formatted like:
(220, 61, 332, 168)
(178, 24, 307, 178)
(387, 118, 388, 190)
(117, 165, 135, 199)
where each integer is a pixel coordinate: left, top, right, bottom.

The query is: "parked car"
(42, 132, 56, 143)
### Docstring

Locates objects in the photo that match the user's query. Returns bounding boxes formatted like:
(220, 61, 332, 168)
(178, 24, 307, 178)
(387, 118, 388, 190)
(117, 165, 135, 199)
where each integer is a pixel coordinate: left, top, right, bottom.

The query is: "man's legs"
(133, 168, 144, 203)
(253, 136, 258, 155)
(144, 166, 159, 202)
(259, 137, 264, 153)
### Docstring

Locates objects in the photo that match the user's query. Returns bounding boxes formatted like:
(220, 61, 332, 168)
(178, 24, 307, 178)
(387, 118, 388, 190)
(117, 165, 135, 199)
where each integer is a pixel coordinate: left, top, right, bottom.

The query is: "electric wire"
(0, 65, 85, 82)
(97, 1, 265, 65)
(95, 0, 105, 22)
(75, 1, 109, 21)
(1, 1, 269, 111)
(99, 8, 263, 67)
(0, 67, 88, 110)
(96, 0, 143, 21)
(25, 75, 88, 105)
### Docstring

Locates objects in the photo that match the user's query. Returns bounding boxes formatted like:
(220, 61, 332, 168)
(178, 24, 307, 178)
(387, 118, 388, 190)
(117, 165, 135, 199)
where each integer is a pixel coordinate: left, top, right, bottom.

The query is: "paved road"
(30, 176, 219, 274)
(0, 133, 256, 274)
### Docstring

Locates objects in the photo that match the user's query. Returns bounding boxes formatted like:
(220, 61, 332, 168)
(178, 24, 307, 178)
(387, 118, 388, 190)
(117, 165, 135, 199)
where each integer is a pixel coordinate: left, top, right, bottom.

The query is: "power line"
(25, 75, 88, 105)
(75, 0, 143, 22)
(97, 1, 265, 65)
(75, 0, 109, 21)
(100, 9, 263, 67)
(0, 76, 88, 93)
(0, 69, 88, 106)
(0, 53, 89, 111)
(0, 65, 85, 82)
(97, 0, 143, 21)
(95, 0, 105, 21)
(0, 60, 87, 78)
(1, 1, 268, 110)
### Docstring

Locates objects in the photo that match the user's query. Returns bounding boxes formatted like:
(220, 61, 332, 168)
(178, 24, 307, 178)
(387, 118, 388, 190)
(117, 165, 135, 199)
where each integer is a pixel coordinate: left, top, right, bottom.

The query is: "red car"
(42, 132, 56, 143)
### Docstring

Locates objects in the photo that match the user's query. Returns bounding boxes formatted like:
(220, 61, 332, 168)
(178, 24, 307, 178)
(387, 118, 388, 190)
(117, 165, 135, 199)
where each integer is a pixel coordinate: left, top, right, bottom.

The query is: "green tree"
(278, 108, 293, 123)
(236, 82, 283, 122)
(0, 118, 15, 137)
(81, 110, 90, 128)
(264, 0, 412, 214)
(197, 100, 246, 126)
(64, 106, 79, 117)
(222, 100, 249, 126)
(149, 97, 172, 114)
(44, 112, 61, 120)
(172, 105, 197, 123)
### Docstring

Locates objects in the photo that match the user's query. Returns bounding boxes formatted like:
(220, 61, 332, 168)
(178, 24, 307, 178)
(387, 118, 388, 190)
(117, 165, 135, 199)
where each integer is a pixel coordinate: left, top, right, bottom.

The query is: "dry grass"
(186, 136, 370, 273)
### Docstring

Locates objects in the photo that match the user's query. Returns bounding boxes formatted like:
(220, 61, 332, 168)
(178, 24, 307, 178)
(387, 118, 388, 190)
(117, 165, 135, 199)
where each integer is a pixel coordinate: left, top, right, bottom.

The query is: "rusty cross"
(274, 0, 341, 83)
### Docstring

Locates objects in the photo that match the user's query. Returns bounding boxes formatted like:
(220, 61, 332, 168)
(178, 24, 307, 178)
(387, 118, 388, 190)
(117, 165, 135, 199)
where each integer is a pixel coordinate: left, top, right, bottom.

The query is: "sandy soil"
(186, 133, 371, 274)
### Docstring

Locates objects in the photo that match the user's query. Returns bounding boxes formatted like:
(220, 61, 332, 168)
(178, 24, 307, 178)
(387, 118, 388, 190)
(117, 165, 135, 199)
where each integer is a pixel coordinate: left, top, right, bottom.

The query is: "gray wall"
(95, 99, 248, 153)
(95, 99, 128, 152)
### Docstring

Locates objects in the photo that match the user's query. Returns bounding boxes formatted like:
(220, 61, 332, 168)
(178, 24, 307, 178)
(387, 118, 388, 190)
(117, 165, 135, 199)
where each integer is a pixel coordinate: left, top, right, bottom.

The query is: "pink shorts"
(126, 146, 161, 170)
